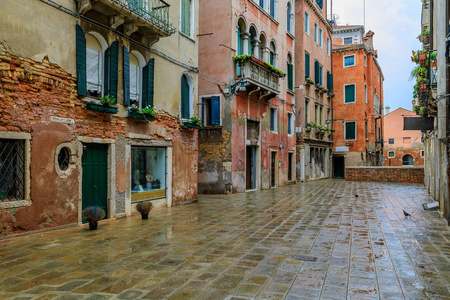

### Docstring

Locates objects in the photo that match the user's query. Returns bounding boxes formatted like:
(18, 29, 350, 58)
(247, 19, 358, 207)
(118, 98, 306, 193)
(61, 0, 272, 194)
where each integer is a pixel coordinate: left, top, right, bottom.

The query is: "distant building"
(294, 0, 334, 181)
(331, 26, 384, 177)
(383, 107, 424, 167)
(198, 0, 296, 193)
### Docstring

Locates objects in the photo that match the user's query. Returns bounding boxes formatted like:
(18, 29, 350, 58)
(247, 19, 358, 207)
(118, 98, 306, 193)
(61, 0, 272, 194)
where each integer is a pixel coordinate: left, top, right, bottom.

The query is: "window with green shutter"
(344, 84, 356, 103)
(288, 63, 294, 90)
(142, 58, 155, 108)
(181, 0, 191, 36)
(305, 53, 310, 79)
(345, 122, 356, 140)
(181, 74, 191, 119)
(76, 25, 87, 97)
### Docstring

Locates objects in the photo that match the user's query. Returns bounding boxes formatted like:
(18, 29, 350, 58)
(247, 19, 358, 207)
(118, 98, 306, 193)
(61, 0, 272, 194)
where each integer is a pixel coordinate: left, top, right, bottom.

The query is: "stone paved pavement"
(0, 179, 449, 300)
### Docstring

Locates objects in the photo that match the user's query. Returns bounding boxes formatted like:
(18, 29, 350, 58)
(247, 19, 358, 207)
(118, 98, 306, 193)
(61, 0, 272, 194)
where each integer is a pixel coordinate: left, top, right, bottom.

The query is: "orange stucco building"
(331, 26, 384, 177)
(198, 0, 296, 193)
(384, 107, 424, 167)
(294, 0, 333, 181)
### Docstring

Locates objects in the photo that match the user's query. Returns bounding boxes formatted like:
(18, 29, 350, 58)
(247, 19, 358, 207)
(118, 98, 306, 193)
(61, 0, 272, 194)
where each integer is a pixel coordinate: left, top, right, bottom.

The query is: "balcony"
(77, 0, 176, 38)
(234, 56, 282, 97)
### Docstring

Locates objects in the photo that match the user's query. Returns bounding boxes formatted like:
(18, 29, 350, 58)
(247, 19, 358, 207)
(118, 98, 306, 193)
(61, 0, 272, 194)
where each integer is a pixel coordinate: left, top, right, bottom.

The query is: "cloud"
(329, 0, 422, 111)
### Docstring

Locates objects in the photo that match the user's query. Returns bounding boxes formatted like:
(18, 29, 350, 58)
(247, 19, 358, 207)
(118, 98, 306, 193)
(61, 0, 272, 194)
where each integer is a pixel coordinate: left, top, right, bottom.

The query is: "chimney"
(385, 106, 390, 115)
(412, 100, 416, 111)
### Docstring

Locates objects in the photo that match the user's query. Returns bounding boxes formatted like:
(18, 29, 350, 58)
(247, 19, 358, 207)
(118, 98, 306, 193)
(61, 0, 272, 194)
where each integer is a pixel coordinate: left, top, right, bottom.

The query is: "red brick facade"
(345, 167, 424, 183)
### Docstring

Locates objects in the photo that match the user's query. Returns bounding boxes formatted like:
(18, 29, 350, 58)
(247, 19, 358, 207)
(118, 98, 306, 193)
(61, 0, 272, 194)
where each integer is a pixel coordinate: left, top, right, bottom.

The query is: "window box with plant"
(182, 116, 202, 129)
(128, 105, 156, 121)
(86, 95, 118, 114)
(305, 77, 315, 86)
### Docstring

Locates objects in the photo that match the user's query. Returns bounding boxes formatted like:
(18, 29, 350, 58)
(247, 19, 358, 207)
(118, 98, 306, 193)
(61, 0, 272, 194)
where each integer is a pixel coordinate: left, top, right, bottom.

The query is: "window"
(403, 137, 411, 143)
(327, 109, 330, 124)
(365, 121, 368, 140)
(388, 138, 395, 145)
(181, 0, 192, 36)
(402, 155, 414, 166)
(270, 0, 276, 19)
(327, 37, 330, 55)
(365, 84, 367, 103)
(269, 42, 277, 67)
(345, 122, 356, 140)
(421, 136, 424, 143)
(288, 153, 293, 181)
(305, 99, 309, 123)
(305, 52, 310, 78)
(288, 112, 294, 135)
(319, 28, 323, 48)
(314, 61, 323, 85)
(319, 106, 323, 125)
(259, 0, 265, 9)
(131, 147, 166, 201)
(388, 151, 395, 158)
(304, 11, 309, 35)
(85, 34, 103, 97)
(344, 37, 352, 44)
(129, 53, 141, 104)
(344, 84, 356, 103)
(315, 104, 319, 123)
(123, 49, 153, 108)
(421, 150, 425, 157)
(287, 2, 293, 33)
(314, 23, 318, 43)
(181, 74, 193, 120)
(201, 96, 221, 126)
(0, 139, 26, 202)
(315, 0, 323, 9)
(270, 107, 278, 132)
(287, 53, 294, 91)
(364, 55, 367, 67)
(326, 71, 333, 92)
(344, 55, 355, 67)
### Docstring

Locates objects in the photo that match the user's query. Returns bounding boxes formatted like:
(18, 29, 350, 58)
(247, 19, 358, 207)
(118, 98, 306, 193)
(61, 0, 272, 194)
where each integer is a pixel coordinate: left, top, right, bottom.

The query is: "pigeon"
(403, 210, 411, 218)
(355, 194, 359, 198)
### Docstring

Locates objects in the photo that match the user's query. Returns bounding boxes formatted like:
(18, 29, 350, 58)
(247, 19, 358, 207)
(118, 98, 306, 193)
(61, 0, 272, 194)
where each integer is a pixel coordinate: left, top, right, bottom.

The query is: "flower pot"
(128, 111, 156, 121)
(182, 122, 201, 129)
(419, 82, 427, 93)
(424, 34, 430, 44)
(86, 103, 118, 114)
(89, 222, 98, 230)
(418, 53, 427, 68)
(141, 213, 149, 220)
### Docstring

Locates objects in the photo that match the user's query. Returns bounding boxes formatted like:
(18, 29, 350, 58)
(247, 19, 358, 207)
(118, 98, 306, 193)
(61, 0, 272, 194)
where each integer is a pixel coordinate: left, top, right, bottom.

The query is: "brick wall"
(345, 166, 424, 183)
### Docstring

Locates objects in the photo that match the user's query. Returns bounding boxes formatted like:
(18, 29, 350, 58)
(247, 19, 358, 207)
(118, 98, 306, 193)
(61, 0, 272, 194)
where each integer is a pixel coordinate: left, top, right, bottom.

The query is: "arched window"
(270, 41, 277, 67)
(129, 53, 141, 105)
(259, 33, 267, 62)
(287, 2, 293, 33)
(249, 26, 258, 57)
(402, 155, 414, 166)
(86, 34, 104, 97)
(181, 74, 193, 120)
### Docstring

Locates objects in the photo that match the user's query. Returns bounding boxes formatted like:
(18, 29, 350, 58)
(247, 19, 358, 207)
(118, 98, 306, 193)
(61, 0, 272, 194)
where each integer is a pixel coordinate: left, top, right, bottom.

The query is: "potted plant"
(418, 52, 427, 68)
(182, 115, 202, 129)
(305, 77, 315, 85)
(423, 30, 430, 44)
(82, 206, 106, 230)
(86, 95, 118, 114)
(128, 104, 156, 121)
(322, 87, 329, 94)
(315, 83, 321, 91)
(419, 79, 428, 93)
(136, 201, 153, 219)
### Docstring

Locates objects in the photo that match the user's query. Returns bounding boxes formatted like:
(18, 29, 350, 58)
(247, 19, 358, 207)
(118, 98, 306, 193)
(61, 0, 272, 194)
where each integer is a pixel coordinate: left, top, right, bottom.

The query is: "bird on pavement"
(403, 210, 412, 218)
(355, 194, 359, 198)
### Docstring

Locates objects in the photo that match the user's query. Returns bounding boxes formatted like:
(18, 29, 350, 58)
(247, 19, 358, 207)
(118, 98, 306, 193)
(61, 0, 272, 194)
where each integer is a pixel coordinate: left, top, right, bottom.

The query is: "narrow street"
(0, 179, 449, 300)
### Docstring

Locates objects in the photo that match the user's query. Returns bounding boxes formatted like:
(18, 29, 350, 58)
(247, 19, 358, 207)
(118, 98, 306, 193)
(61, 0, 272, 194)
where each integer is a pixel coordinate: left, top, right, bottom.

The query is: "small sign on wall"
(335, 146, 349, 152)
(50, 116, 75, 124)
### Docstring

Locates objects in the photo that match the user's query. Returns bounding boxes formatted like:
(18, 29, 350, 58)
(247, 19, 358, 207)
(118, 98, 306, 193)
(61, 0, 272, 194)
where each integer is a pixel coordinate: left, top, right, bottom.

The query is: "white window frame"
(179, 0, 195, 38)
(388, 138, 395, 145)
(314, 22, 318, 44)
(85, 32, 108, 100)
(344, 121, 357, 141)
(287, 112, 294, 135)
(270, 107, 278, 132)
(304, 11, 310, 35)
(0, 132, 31, 209)
(129, 51, 146, 108)
(327, 37, 330, 55)
(388, 151, 395, 158)
(344, 83, 356, 104)
(344, 37, 352, 44)
(343, 54, 355, 67)
(319, 27, 323, 48)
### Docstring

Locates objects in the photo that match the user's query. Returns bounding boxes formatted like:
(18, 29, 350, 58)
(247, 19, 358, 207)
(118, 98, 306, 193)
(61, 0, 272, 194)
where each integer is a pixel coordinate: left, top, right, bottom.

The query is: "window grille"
(0, 139, 25, 201)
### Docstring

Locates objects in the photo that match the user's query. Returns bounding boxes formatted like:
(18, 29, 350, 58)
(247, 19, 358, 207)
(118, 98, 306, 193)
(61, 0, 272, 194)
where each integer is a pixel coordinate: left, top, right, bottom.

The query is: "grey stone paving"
(0, 179, 449, 299)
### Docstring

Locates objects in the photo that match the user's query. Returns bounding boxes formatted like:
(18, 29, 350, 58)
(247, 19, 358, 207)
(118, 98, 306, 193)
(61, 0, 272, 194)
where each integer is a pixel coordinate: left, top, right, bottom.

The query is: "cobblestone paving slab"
(0, 180, 449, 299)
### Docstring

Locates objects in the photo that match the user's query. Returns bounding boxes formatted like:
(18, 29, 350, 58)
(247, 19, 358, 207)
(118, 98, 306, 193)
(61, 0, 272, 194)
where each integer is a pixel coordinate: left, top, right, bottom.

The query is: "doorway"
(333, 156, 345, 178)
(82, 143, 108, 222)
(246, 146, 256, 190)
(271, 151, 278, 187)
(288, 152, 293, 181)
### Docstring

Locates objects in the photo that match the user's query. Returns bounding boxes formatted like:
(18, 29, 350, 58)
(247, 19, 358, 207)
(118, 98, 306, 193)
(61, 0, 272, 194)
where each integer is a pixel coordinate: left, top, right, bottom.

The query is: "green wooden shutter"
(103, 46, 110, 96)
(345, 122, 356, 140)
(181, 0, 186, 34)
(181, 0, 190, 35)
(345, 85, 355, 103)
(76, 25, 87, 97)
(327, 71, 330, 90)
(109, 41, 119, 100)
(248, 38, 252, 55)
(305, 53, 310, 78)
(123, 45, 130, 106)
(314, 60, 319, 83)
(181, 75, 190, 119)
(288, 63, 293, 90)
(211, 96, 220, 125)
(330, 73, 333, 92)
(237, 27, 242, 55)
(142, 58, 155, 108)
(319, 65, 323, 85)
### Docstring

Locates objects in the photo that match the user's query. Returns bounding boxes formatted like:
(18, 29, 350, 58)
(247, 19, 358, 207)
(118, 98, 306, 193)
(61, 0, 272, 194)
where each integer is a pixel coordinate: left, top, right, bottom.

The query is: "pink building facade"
(198, 0, 296, 193)
(384, 107, 424, 167)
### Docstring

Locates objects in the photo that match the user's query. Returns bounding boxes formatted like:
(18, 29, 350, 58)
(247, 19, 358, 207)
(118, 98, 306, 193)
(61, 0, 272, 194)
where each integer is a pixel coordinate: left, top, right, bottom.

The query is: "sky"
(328, 0, 423, 113)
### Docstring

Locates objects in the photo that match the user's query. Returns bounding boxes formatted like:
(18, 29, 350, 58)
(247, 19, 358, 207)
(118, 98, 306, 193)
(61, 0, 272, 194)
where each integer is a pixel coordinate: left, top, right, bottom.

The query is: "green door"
(82, 143, 108, 223)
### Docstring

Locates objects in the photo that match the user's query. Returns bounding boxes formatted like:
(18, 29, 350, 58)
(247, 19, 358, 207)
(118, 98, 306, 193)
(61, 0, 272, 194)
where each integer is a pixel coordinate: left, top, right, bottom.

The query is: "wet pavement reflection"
(0, 179, 449, 299)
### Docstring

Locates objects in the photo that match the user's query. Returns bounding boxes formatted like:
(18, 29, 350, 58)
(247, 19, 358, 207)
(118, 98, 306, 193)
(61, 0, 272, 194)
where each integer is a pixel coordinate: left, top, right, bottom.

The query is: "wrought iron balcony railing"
(112, 0, 176, 35)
